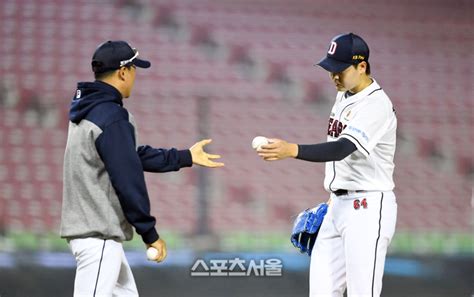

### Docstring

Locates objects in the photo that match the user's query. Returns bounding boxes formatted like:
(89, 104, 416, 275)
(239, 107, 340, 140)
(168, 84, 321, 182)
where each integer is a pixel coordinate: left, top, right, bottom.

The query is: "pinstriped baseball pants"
(69, 238, 139, 297)
(309, 191, 397, 297)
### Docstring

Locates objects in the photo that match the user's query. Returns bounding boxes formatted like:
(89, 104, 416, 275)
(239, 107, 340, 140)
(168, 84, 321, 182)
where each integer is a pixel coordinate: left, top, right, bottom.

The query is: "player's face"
(329, 63, 366, 92)
(122, 65, 136, 98)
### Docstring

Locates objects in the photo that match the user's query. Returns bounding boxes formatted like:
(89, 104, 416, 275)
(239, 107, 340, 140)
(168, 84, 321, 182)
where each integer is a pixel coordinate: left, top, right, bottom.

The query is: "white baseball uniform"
(310, 79, 398, 297)
(69, 238, 138, 297)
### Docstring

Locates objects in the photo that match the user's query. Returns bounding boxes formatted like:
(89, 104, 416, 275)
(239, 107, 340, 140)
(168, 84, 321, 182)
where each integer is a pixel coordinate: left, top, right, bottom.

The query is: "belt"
(332, 189, 365, 196)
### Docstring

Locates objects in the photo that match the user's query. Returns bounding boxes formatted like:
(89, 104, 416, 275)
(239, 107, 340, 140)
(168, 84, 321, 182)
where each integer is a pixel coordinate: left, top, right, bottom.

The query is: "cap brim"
(133, 58, 151, 68)
(316, 57, 351, 73)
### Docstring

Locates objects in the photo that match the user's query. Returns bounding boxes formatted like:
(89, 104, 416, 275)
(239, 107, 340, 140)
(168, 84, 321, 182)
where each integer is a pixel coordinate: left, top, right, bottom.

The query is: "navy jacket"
(60, 81, 192, 244)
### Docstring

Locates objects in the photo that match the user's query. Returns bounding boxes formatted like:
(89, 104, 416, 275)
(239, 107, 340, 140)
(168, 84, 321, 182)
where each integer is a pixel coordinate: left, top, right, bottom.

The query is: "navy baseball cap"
(316, 33, 369, 73)
(91, 40, 151, 73)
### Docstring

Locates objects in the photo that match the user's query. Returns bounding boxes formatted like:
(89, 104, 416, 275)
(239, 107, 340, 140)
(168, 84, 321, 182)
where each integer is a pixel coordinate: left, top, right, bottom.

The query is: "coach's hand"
(190, 139, 225, 167)
(147, 238, 167, 263)
(257, 138, 298, 161)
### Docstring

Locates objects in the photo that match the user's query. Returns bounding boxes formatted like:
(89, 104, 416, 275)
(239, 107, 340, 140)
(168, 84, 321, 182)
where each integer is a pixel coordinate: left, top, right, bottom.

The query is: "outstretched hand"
(257, 138, 299, 161)
(190, 139, 225, 167)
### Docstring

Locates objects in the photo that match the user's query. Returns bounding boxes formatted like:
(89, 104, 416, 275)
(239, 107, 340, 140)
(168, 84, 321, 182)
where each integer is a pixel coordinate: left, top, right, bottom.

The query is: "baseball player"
(60, 40, 224, 296)
(256, 33, 397, 297)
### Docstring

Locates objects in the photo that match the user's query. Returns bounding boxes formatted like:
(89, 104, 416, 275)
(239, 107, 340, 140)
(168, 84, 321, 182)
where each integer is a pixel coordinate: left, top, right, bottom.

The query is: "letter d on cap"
(328, 42, 337, 55)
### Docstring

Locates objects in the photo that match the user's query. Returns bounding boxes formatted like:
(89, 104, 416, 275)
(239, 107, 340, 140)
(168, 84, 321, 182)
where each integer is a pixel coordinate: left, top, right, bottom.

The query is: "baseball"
(146, 247, 159, 261)
(252, 136, 269, 150)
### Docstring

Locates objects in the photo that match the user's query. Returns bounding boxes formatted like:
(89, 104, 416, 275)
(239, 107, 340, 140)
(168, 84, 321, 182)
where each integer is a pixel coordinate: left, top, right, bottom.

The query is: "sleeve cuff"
(141, 228, 160, 244)
(178, 149, 193, 168)
(296, 144, 303, 159)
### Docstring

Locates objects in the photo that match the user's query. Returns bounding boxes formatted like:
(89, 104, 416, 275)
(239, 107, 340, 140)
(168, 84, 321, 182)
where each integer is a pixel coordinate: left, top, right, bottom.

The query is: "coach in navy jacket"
(60, 41, 224, 296)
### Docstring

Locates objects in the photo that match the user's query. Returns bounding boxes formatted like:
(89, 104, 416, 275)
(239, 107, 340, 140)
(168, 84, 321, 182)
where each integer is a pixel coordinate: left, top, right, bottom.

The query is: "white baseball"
(252, 136, 269, 150)
(146, 247, 159, 261)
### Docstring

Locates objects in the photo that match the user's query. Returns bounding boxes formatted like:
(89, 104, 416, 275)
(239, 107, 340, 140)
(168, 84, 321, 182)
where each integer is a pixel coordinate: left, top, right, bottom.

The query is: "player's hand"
(257, 138, 299, 161)
(147, 238, 167, 263)
(189, 139, 225, 168)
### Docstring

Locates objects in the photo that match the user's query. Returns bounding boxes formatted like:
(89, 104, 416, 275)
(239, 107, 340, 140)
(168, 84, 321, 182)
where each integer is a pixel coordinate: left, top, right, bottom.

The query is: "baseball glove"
(290, 203, 328, 256)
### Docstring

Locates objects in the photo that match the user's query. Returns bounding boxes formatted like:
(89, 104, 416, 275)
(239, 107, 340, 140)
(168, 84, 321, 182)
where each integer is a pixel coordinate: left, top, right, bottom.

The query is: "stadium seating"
(0, 0, 471, 236)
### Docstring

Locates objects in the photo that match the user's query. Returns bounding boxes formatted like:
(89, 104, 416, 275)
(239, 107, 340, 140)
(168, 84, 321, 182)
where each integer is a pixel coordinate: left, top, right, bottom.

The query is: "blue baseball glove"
(290, 203, 328, 256)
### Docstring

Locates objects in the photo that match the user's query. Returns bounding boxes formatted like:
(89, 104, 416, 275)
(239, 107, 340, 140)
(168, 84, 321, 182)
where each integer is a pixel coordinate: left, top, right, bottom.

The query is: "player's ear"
(118, 67, 127, 81)
(357, 62, 367, 74)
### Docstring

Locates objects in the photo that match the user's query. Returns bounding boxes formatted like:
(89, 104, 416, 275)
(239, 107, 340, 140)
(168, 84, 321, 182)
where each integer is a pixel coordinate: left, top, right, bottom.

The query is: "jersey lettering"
(327, 117, 347, 138)
(328, 42, 337, 55)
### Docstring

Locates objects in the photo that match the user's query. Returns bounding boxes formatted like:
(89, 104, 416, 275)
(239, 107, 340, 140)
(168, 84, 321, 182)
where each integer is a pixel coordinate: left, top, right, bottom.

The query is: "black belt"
(332, 189, 365, 196)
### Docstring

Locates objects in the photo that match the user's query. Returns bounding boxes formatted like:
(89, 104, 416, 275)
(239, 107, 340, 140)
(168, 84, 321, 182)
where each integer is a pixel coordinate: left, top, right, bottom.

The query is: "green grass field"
(0, 230, 472, 255)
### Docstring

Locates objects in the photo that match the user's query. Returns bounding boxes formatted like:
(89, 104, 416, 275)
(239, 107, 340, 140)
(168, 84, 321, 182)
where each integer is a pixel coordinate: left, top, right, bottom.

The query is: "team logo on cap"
(328, 42, 337, 55)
